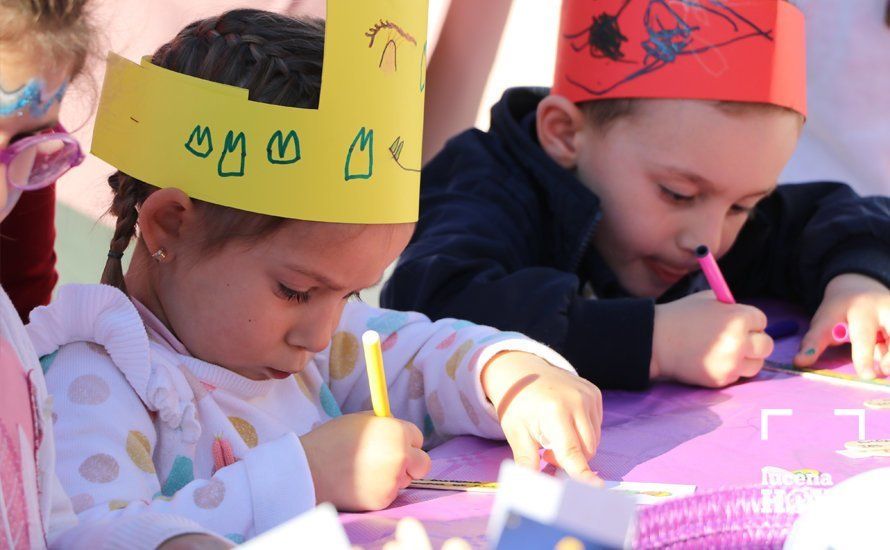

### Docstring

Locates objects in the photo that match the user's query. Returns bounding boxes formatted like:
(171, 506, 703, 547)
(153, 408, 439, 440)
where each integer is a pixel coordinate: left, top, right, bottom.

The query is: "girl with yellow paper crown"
(24, 6, 604, 545)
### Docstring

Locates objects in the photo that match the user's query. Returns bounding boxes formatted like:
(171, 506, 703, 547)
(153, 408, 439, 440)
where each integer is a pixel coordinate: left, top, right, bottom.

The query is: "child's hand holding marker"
(794, 273, 890, 379)
(299, 410, 431, 512)
(651, 291, 773, 387)
(649, 246, 773, 388)
(299, 331, 431, 512)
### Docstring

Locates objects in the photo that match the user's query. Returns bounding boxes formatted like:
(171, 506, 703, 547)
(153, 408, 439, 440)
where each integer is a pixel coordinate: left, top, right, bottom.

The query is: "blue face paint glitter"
(0, 79, 68, 118)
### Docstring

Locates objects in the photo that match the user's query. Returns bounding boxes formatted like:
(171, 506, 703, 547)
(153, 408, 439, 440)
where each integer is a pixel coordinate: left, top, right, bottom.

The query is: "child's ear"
(137, 187, 196, 262)
(536, 95, 587, 169)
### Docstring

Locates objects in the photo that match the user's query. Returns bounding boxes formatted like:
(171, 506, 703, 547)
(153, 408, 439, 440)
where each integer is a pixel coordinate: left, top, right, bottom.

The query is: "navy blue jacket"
(381, 87, 890, 390)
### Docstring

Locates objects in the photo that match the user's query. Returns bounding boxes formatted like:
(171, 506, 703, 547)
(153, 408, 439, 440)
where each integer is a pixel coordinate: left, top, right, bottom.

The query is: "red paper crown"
(552, 0, 806, 116)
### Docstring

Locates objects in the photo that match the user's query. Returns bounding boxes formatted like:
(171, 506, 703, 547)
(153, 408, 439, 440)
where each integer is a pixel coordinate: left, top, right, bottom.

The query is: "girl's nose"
(286, 301, 341, 354)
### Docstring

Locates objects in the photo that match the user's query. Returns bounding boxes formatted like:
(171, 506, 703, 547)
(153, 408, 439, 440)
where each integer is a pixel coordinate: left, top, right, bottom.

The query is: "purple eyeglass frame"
(0, 126, 84, 190)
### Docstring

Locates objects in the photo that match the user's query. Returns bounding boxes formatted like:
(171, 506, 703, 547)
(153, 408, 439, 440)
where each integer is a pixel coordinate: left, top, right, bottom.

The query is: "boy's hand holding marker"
(651, 291, 773, 387)
(672, 247, 890, 384)
(649, 246, 773, 388)
(692, 245, 890, 380)
(795, 273, 890, 378)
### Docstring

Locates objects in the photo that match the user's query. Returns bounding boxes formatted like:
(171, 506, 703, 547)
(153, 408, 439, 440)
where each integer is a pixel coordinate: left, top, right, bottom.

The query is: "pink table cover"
(340, 308, 890, 548)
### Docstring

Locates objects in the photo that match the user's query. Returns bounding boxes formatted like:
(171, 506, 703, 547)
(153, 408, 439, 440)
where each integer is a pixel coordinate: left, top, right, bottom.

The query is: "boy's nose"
(679, 215, 724, 258)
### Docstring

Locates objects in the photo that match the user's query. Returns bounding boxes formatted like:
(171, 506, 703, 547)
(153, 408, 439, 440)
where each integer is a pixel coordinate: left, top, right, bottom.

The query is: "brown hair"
(580, 98, 804, 134)
(100, 9, 325, 294)
(0, 0, 95, 77)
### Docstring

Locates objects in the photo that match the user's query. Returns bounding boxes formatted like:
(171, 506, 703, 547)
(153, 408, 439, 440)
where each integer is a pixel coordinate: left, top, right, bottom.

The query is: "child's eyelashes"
(276, 284, 362, 304)
(658, 184, 695, 205)
(659, 184, 756, 216)
(276, 283, 311, 303)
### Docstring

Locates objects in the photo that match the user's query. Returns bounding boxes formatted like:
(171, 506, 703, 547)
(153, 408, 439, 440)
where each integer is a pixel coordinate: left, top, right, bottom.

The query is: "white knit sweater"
(26, 284, 573, 546)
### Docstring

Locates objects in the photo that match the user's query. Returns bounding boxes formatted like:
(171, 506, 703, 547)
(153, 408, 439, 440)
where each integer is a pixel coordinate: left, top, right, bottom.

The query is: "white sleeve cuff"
(244, 432, 317, 536)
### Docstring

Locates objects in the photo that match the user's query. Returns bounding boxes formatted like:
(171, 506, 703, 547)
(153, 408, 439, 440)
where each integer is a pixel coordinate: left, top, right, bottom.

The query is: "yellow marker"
(363, 330, 391, 417)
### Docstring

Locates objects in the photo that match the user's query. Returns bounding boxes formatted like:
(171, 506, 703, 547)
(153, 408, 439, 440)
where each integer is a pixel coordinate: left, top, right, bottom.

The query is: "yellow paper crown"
(91, 0, 427, 223)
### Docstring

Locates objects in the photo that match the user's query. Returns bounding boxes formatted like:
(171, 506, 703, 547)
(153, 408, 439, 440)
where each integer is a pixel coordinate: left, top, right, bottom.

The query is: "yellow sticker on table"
(92, 0, 427, 224)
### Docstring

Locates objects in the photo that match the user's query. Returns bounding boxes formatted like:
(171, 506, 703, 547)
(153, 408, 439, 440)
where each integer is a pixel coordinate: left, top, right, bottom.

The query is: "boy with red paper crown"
(383, 0, 890, 389)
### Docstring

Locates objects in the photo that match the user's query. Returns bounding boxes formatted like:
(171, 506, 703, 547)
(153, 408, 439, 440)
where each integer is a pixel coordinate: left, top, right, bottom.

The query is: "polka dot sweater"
(26, 284, 574, 545)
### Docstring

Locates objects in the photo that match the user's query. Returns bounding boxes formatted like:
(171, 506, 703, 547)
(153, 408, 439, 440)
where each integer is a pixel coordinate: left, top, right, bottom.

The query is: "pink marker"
(695, 245, 735, 304)
(832, 322, 887, 344)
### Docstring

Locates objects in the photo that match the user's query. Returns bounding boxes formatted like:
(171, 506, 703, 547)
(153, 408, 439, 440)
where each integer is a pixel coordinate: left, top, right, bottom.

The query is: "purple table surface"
(340, 307, 890, 548)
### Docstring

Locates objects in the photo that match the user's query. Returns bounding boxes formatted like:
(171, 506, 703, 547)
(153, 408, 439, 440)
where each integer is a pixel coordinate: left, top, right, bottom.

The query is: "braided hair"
(101, 9, 325, 293)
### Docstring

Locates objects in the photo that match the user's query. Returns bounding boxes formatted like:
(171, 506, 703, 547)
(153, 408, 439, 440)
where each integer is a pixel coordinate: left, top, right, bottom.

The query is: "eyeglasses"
(1, 126, 84, 192)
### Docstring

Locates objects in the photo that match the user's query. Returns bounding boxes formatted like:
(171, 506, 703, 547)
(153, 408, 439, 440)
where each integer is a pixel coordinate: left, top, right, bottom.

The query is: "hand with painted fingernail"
(794, 273, 890, 379)
(480, 351, 603, 485)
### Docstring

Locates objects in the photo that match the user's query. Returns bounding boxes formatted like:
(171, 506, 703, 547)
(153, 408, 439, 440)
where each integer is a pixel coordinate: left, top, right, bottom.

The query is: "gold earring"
(151, 248, 168, 262)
